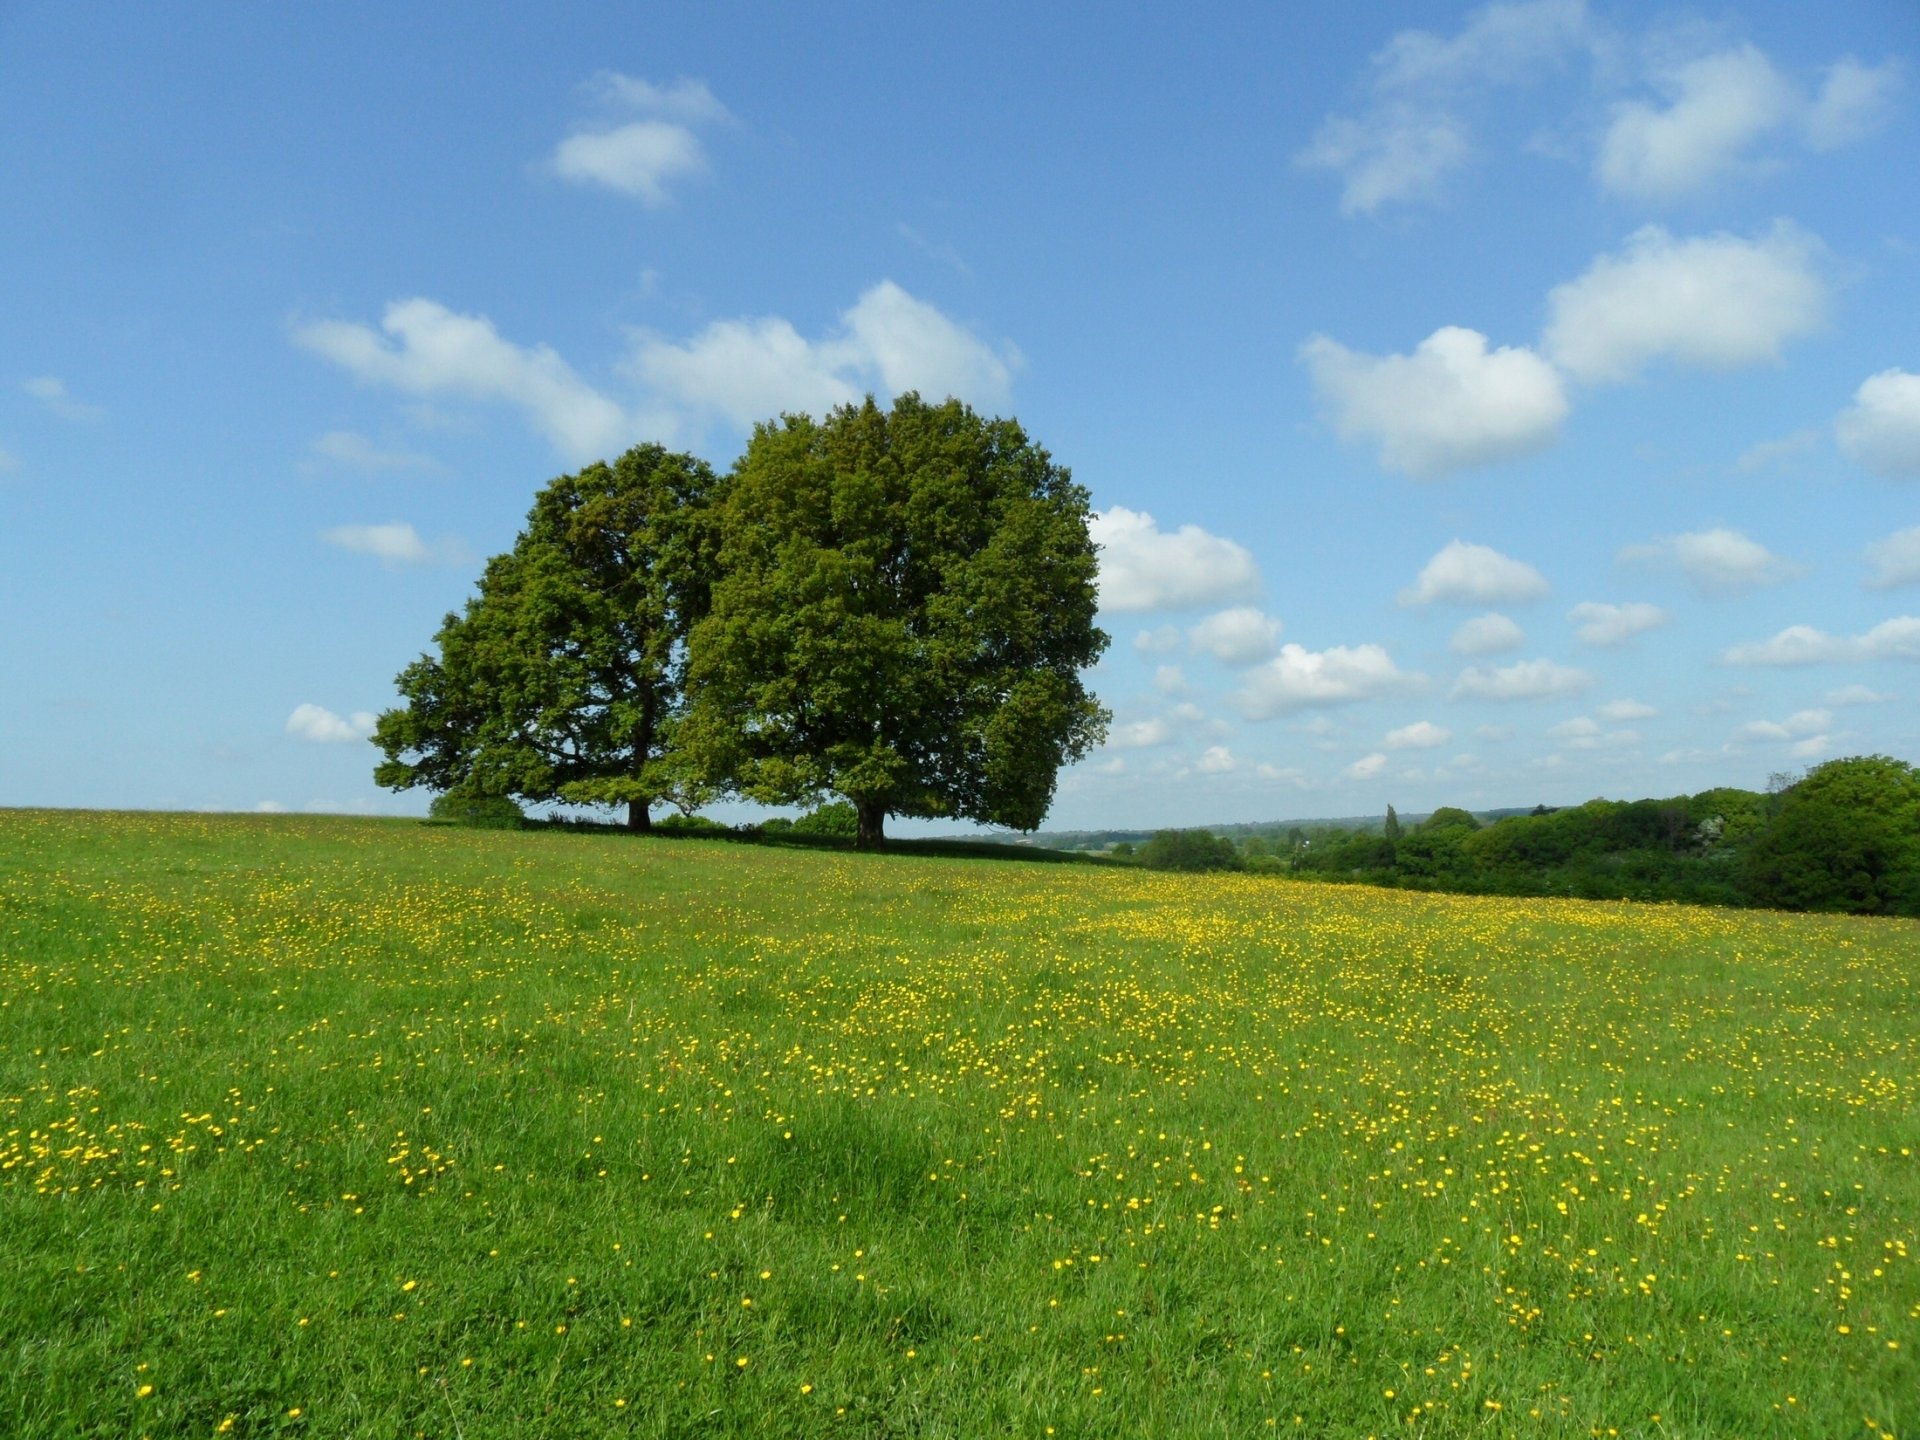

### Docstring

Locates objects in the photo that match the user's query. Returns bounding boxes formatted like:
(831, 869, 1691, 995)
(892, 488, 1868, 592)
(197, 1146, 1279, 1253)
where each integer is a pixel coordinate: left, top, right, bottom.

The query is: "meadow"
(1, 810, 1915, 1439)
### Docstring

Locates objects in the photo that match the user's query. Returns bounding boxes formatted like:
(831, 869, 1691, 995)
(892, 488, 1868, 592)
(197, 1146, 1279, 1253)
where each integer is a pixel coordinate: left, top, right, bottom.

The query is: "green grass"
(2, 809, 1915, 1438)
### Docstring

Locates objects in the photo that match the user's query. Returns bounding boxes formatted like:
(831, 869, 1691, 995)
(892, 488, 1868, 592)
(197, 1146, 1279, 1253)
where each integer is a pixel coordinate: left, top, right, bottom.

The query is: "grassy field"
(2, 810, 1915, 1439)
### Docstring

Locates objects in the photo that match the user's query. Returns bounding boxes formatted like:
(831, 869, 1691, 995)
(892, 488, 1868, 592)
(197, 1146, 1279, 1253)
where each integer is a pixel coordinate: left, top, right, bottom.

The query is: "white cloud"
(630, 280, 1018, 427)
(286, 703, 377, 744)
(1302, 327, 1567, 477)
(1402, 540, 1549, 606)
(1548, 715, 1639, 750)
(1196, 745, 1238, 775)
(1724, 616, 1920, 666)
(296, 283, 1013, 459)
(22, 375, 104, 421)
(1866, 527, 1920, 590)
(1568, 600, 1668, 646)
(321, 521, 464, 568)
(1385, 720, 1451, 750)
(253, 800, 288, 814)
(1825, 683, 1889, 707)
(1598, 698, 1657, 721)
(1619, 527, 1798, 593)
(1597, 45, 1797, 201)
(586, 73, 733, 126)
(293, 298, 632, 462)
(1135, 625, 1181, 654)
(1806, 57, 1904, 151)
(1236, 643, 1416, 718)
(1152, 665, 1188, 696)
(552, 122, 707, 206)
(1450, 611, 1525, 655)
(306, 430, 437, 473)
(549, 73, 732, 206)
(1734, 427, 1821, 472)
(1451, 657, 1592, 701)
(1734, 707, 1832, 743)
(1089, 507, 1261, 613)
(1345, 752, 1389, 780)
(1188, 607, 1284, 665)
(1836, 369, 1920, 479)
(1295, 0, 1590, 214)
(1543, 224, 1826, 385)
(1598, 46, 1901, 199)
(1109, 718, 1173, 750)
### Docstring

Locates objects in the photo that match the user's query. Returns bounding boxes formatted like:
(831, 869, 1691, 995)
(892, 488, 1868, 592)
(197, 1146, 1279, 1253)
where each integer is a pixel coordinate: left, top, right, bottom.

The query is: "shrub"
(656, 813, 729, 835)
(1138, 829, 1242, 872)
(760, 817, 795, 835)
(792, 802, 860, 838)
(428, 792, 525, 829)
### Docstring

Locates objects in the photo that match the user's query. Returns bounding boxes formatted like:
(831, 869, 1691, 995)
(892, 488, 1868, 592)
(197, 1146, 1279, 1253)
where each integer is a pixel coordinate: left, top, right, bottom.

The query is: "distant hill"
(985, 808, 1541, 851)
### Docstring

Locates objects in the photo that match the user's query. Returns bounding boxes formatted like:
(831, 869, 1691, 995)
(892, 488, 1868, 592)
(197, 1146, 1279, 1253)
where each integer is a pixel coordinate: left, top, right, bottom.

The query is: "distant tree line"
(373, 395, 1110, 848)
(1126, 755, 1920, 918)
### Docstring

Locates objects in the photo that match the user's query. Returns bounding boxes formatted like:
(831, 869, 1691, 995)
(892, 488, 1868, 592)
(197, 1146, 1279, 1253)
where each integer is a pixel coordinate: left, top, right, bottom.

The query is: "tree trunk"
(627, 798, 651, 833)
(854, 799, 887, 850)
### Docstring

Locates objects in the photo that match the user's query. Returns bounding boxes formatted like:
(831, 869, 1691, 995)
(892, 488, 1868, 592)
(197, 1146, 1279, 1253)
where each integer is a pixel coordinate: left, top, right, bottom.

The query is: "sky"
(3, 1, 1918, 832)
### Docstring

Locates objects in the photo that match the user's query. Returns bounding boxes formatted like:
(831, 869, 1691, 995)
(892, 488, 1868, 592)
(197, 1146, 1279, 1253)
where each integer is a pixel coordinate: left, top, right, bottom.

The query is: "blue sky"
(3, 0, 1917, 830)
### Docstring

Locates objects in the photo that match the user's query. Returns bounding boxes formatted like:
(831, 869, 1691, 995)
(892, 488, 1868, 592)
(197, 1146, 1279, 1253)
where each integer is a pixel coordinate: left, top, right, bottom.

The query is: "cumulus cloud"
(1547, 715, 1639, 750)
(1302, 327, 1567, 477)
(1597, 45, 1797, 201)
(1195, 745, 1238, 775)
(630, 280, 1019, 427)
(1385, 720, 1451, 750)
(1152, 665, 1188, 696)
(296, 283, 1015, 459)
(1108, 718, 1173, 750)
(1836, 369, 1920, 479)
(1619, 527, 1798, 594)
(1135, 625, 1181, 654)
(1090, 507, 1261, 613)
(1598, 46, 1901, 200)
(1598, 698, 1658, 721)
(1236, 643, 1416, 718)
(549, 73, 732, 206)
(1450, 658, 1592, 701)
(1724, 616, 1920, 666)
(306, 430, 438, 473)
(1826, 684, 1889, 706)
(1568, 600, 1668, 647)
(22, 375, 103, 421)
(1295, 0, 1590, 214)
(287, 703, 377, 744)
(321, 521, 464, 568)
(293, 298, 633, 462)
(1402, 540, 1549, 607)
(1543, 224, 1826, 385)
(1806, 57, 1904, 150)
(1188, 607, 1284, 665)
(1733, 707, 1832, 743)
(1345, 752, 1389, 780)
(1450, 612, 1525, 655)
(1865, 526, 1920, 590)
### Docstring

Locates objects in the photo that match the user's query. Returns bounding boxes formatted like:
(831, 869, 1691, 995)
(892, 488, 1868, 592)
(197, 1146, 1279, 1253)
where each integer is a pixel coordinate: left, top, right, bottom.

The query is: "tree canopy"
(373, 444, 717, 830)
(682, 394, 1109, 847)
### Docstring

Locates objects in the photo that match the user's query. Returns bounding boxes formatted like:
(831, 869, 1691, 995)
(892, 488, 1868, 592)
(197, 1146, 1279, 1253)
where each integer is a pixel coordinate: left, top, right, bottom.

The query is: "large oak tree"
(372, 444, 717, 830)
(683, 393, 1108, 847)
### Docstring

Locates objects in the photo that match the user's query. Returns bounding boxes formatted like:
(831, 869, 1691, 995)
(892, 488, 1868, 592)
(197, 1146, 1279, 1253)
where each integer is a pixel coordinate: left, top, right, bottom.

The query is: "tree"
(1138, 829, 1241, 872)
(1739, 755, 1920, 915)
(373, 445, 718, 830)
(1383, 805, 1402, 842)
(684, 393, 1108, 848)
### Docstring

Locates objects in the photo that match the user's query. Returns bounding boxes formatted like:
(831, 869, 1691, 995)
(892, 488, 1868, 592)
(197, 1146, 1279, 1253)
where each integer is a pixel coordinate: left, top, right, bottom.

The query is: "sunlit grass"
(2, 809, 1915, 1437)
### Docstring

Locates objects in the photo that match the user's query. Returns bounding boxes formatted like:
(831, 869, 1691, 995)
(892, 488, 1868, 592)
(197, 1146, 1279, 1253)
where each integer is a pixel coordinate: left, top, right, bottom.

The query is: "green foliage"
(373, 445, 719, 831)
(1109, 840, 1135, 858)
(654, 813, 730, 836)
(1739, 755, 1920, 915)
(426, 791, 525, 829)
(791, 801, 860, 838)
(683, 393, 1109, 848)
(1421, 806, 1480, 833)
(1382, 805, 1402, 843)
(759, 816, 795, 835)
(1137, 828, 1242, 872)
